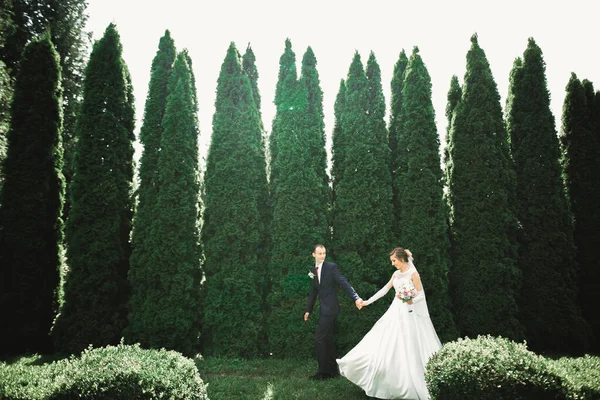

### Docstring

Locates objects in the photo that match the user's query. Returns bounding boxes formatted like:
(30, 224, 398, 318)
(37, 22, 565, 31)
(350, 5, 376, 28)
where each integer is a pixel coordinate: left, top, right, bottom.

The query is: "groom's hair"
(389, 247, 409, 262)
(312, 244, 325, 253)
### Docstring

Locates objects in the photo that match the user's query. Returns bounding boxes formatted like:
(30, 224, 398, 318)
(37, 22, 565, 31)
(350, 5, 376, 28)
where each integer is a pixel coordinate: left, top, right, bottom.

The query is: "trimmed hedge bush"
(426, 335, 564, 399)
(548, 355, 600, 399)
(0, 343, 208, 399)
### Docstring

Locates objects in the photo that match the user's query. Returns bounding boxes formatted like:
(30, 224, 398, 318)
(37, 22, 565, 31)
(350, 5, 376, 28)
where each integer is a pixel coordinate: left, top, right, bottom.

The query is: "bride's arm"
(408, 271, 425, 304)
(363, 274, 395, 306)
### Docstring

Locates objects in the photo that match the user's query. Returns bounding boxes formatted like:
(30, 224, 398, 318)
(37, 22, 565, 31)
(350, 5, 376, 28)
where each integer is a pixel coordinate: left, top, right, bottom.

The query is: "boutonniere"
(308, 271, 315, 279)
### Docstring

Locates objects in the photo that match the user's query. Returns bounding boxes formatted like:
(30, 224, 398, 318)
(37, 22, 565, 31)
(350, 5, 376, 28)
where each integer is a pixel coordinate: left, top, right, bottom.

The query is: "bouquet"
(396, 281, 417, 303)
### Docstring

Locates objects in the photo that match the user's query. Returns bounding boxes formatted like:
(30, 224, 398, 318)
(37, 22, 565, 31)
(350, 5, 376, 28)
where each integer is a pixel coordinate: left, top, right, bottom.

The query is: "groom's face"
(312, 246, 326, 264)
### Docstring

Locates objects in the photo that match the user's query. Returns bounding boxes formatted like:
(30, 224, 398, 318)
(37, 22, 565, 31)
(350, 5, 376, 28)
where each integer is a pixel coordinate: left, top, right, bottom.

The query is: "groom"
(304, 244, 362, 380)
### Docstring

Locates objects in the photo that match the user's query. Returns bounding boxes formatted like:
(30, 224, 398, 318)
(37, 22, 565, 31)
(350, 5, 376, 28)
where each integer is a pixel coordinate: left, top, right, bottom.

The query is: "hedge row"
(426, 335, 600, 400)
(0, 343, 208, 399)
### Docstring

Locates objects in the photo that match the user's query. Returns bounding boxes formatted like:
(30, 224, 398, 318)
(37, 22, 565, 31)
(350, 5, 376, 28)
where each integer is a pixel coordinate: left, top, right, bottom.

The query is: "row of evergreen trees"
(0, 17, 598, 358)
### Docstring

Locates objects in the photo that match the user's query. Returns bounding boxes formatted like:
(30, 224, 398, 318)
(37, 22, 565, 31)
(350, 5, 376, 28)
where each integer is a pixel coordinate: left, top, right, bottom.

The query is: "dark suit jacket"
(306, 261, 358, 316)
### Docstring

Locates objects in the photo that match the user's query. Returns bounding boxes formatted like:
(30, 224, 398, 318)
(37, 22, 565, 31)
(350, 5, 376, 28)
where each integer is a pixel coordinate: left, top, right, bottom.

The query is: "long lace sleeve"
(364, 274, 395, 305)
(412, 288, 425, 304)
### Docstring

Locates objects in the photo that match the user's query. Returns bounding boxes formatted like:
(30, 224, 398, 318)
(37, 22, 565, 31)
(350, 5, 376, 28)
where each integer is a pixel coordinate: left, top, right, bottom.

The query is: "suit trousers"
(315, 313, 338, 375)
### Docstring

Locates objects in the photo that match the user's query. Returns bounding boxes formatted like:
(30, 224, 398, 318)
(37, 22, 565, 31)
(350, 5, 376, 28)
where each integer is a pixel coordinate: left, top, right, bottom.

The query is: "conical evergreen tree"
(243, 44, 261, 116)
(301, 46, 329, 191)
(266, 45, 329, 358)
(270, 39, 297, 192)
(388, 49, 408, 239)
(446, 34, 522, 340)
(394, 47, 457, 343)
(0, 34, 64, 356)
(331, 52, 393, 352)
(127, 30, 176, 346)
(135, 51, 202, 356)
(242, 44, 270, 273)
(0, 61, 10, 188)
(442, 76, 462, 227)
(561, 74, 600, 352)
(443, 76, 462, 169)
(507, 39, 589, 354)
(0, 0, 91, 228)
(51, 23, 135, 354)
(331, 79, 346, 194)
(201, 42, 267, 357)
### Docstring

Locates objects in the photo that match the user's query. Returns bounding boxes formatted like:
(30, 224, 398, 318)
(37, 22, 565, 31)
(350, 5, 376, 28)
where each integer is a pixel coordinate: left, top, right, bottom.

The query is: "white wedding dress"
(336, 264, 442, 399)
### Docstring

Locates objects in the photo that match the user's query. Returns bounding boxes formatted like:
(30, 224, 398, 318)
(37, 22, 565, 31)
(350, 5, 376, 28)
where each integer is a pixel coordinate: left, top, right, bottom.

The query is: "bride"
(336, 248, 442, 399)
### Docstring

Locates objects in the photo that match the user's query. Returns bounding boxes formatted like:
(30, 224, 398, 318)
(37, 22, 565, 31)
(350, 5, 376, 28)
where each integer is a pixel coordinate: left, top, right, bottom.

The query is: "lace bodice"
(393, 266, 417, 291)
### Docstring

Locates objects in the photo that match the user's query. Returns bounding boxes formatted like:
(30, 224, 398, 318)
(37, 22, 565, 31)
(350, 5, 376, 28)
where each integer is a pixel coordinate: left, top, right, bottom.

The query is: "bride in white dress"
(336, 248, 442, 399)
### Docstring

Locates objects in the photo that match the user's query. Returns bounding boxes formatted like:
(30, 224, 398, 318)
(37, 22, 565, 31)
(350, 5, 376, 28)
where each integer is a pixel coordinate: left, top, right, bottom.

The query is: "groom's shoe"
(320, 372, 340, 380)
(309, 372, 325, 381)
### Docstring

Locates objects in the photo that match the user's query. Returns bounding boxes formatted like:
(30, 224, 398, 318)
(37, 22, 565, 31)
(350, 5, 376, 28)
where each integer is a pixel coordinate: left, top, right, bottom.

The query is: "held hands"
(355, 298, 364, 310)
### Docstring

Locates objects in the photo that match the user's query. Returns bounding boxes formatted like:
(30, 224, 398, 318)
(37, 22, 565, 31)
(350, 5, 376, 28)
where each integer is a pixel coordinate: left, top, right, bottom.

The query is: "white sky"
(86, 0, 599, 164)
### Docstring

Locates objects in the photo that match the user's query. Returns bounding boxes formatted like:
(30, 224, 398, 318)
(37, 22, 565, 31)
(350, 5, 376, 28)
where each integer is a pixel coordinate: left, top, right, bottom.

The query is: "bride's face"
(390, 255, 406, 270)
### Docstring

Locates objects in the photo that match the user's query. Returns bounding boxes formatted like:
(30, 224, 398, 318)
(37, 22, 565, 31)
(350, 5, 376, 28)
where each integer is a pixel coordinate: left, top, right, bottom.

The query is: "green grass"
(194, 357, 367, 400)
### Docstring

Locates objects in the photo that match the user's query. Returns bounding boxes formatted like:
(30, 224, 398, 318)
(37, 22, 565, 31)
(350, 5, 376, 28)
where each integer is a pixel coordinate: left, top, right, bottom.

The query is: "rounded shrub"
(0, 343, 208, 399)
(426, 335, 564, 400)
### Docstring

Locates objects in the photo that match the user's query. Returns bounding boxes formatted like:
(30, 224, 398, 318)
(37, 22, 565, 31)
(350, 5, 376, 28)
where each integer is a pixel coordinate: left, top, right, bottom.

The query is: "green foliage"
(0, 343, 208, 399)
(0, 34, 64, 356)
(201, 42, 268, 357)
(560, 74, 600, 352)
(331, 79, 346, 192)
(128, 50, 202, 356)
(506, 38, 589, 354)
(0, 60, 11, 186)
(331, 52, 394, 353)
(267, 42, 330, 357)
(126, 30, 177, 350)
(0, 0, 91, 220)
(426, 336, 564, 400)
(549, 355, 600, 399)
(389, 49, 408, 239)
(267, 274, 319, 359)
(270, 39, 297, 191)
(51, 23, 135, 354)
(394, 47, 457, 343)
(446, 34, 522, 340)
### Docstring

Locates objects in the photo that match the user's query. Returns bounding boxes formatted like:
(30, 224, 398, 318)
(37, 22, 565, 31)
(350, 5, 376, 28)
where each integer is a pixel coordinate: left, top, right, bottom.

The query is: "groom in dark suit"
(304, 244, 362, 380)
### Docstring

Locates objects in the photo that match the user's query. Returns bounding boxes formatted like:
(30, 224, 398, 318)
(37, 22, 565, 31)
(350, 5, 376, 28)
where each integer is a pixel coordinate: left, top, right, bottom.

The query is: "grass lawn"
(194, 357, 368, 400)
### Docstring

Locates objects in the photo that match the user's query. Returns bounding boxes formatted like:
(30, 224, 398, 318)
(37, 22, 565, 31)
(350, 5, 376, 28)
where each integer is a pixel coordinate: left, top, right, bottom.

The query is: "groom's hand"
(304, 312, 310, 321)
(355, 298, 363, 310)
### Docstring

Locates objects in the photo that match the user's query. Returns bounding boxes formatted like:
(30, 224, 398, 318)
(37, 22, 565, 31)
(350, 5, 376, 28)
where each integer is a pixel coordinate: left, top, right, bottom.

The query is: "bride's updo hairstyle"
(389, 247, 409, 262)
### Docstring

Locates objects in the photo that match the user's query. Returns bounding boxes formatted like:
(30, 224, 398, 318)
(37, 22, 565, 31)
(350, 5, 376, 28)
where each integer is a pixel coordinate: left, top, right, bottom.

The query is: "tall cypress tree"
(0, 34, 64, 356)
(443, 76, 462, 170)
(0, 0, 90, 221)
(266, 45, 329, 358)
(126, 30, 176, 347)
(561, 74, 600, 352)
(242, 44, 270, 272)
(331, 79, 346, 196)
(270, 39, 297, 193)
(136, 51, 201, 356)
(394, 47, 457, 343)
(301, 47, 329, 191)
(51, 23, 135, 354)
(243, 44, 261, 116)
(0, 0, 13, 183)
(201, 42, 267, 357)
(331, 52, 393, 352)
(446, 34, 522, 340)
(388, 49, 408, 239)
(0, 62, 10, 187)
(507, 39, 589, 354)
